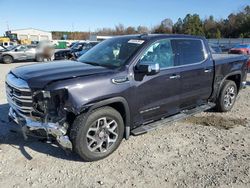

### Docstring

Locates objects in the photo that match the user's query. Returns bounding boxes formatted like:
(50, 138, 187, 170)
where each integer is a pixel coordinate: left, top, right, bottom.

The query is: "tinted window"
(140, 39, 174, 69)
(172, 39, 206, 66)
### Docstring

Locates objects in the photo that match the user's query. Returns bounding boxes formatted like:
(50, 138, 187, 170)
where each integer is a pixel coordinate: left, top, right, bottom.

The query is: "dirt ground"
(0, 62, 249, 188)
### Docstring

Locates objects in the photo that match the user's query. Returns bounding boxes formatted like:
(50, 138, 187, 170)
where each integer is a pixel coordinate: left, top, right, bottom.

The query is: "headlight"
(33, 91, 51, 114)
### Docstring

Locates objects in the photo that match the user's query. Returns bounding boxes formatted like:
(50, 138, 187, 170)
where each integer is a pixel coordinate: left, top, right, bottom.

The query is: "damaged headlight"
(33, 91, 51, 114)
(33, 89, 68, 118)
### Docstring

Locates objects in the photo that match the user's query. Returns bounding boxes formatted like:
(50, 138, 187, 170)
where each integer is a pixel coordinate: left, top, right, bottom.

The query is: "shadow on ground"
(0, 103, 82, 162)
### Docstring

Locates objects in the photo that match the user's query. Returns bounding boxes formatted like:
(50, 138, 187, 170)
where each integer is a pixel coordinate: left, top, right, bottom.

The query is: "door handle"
(169, 74, 181, 79)
(204, 69, 212, 73)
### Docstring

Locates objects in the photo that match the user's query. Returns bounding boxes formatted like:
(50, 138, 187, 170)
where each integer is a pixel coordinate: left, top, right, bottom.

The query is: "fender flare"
(2, 54, 14, 60)
(215, 71, 242, 98)
(80, 97, 131, 139)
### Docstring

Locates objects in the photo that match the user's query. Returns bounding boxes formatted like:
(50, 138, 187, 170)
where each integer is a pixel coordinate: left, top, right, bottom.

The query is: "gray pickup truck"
(6, 34, 248, 161)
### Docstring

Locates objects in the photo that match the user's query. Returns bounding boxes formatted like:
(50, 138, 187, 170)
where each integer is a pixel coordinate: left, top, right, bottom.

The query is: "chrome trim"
(9, 107, 72, 150)
(7, 97, 33, 113)
(242, 81, 247, 89)
(134, 38, 209, 71)
(6, 92, 32, 103)
(6, 73, 30, 91)
(140, 106, 160, 114)
(6, 87, 32, 99)
(5, 73, 33, 114)
(111, 76, 129, 84)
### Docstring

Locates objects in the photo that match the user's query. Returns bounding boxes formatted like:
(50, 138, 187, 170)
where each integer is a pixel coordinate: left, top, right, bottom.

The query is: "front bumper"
(8, 107, 72, 150)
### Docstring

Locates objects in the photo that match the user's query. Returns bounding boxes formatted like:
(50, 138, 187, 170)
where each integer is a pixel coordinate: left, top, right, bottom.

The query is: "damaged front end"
(6, 73, 73, 150)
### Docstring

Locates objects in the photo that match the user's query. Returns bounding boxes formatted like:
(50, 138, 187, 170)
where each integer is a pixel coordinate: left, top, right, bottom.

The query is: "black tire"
(2, 55, 14, 64)
(70, 106, 124, 161)
(216, 80, 237, 112)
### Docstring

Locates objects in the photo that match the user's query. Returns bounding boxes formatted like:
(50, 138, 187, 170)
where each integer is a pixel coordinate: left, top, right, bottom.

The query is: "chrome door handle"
(204, 69, 212, 73)
(169, 75, 181, 79)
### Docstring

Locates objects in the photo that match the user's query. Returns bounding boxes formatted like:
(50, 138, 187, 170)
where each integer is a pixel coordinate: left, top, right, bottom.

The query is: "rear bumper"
(8, 107, 72, 150)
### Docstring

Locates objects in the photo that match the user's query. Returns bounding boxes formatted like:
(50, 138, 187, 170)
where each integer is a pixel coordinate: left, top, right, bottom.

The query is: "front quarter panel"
(45, 72, 131, 115)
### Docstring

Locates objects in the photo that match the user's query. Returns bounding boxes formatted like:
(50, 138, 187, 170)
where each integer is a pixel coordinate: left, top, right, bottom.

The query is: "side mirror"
(14, 49, 18, 52)
(136, 61, 160, 76)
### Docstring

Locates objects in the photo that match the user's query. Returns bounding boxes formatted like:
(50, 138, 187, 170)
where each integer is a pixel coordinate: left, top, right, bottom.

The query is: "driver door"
(15, 45, 27, 60)
(133, 39, 181, 123)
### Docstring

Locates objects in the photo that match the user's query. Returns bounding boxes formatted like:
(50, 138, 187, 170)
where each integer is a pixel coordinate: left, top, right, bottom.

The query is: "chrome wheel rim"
(224, 86, 236, 108)
(86, 117, 118, 153)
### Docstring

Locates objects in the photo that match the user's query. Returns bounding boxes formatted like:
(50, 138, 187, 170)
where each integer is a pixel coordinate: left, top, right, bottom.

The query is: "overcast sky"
(0, 0, 249, 35)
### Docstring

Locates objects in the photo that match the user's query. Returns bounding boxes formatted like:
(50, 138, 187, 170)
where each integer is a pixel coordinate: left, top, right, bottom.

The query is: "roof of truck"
(111, 34, 206, 41)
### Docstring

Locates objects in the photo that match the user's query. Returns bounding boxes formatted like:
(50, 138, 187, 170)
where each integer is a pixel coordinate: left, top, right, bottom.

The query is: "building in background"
(6, 28, 52, 42)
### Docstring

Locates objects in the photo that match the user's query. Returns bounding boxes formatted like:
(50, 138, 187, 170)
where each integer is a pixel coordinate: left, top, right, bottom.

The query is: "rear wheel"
(2, 55, 13, 64)
(36, 55, 44, 62)
(216, 80, 237, 112)
(70, 106, 124, 161)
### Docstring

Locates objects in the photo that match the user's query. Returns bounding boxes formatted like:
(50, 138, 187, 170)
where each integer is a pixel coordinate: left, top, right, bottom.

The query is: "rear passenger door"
(171, 39, 214, 109)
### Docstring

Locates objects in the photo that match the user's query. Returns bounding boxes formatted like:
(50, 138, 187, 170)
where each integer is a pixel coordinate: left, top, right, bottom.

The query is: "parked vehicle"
(0, 45, 6, 51)
(0, 45, 46, 64)
(6, 34, 248, 161)
(209, 43, 222, 53)
(0, 41, 15, 48)
(54, 41, 98, 60)
(219, 43, 238, 52)
(229, 44, 250, 55)
(73, 41, 99, 58)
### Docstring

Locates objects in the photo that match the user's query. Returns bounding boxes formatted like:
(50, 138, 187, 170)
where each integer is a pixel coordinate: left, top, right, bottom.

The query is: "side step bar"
(131, 102, 216, 136)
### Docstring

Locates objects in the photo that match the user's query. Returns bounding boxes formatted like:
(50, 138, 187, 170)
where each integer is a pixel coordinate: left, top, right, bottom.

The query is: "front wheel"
(2, 55, 14, 64)
(70, 107, 124, 161)
(216, 80, 237, 112)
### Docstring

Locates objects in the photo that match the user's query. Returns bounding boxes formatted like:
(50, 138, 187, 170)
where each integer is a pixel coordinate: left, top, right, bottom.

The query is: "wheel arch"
(2, 54, 14, 60)
(79, 97, 131, 139)
(216, 71, 242, 99)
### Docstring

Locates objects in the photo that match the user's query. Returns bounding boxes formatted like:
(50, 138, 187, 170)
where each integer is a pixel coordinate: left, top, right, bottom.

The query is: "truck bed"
(212, 53, 247, 64)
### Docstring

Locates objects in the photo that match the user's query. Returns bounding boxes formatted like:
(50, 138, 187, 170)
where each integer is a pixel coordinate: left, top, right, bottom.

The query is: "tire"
(2, 55, 14, 64)
(36, 55, 44, 62)
(216, 80, 237, 112)
(70, 106, 124, 161)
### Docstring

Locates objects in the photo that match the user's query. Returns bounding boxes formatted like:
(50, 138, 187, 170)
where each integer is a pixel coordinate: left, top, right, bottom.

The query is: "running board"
(131, 103, 215, 136)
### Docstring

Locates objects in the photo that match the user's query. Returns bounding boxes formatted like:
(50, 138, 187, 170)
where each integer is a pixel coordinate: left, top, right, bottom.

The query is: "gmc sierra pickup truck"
(6, 34, 248, 161)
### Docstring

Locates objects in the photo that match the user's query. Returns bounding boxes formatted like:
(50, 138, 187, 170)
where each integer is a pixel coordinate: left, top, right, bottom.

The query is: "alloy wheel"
(86, 117, 118, 153)
(224, 86, 236, 108)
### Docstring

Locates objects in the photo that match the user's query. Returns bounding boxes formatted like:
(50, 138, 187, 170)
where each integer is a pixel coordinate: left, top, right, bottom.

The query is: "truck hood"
(11, 60, 114, 88)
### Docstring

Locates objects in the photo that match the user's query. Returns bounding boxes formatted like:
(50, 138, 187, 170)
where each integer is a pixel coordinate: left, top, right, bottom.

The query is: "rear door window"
(171, 39, 206, 66)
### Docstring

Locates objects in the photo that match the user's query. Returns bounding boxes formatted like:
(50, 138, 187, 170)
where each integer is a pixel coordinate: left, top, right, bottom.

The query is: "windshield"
(71, 42, 83, 50)
(78, 37, 144, 68)
(7, 45, 17, 50)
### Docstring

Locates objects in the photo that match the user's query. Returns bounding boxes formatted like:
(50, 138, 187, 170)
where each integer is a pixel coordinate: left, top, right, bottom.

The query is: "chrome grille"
(5, 73, 33, 114)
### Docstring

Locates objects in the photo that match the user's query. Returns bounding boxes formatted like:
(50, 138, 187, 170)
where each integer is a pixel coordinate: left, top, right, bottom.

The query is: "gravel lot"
(0, 62, 250, 188)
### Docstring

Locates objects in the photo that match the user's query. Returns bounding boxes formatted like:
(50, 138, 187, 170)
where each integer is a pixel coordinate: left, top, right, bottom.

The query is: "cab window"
(16, 45, 27, 51)
(140, 39, 174, 69)
(171, 39, 206, 66)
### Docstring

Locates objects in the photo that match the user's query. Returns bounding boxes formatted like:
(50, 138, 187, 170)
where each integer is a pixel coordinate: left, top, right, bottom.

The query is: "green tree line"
(52, 5, 250, 40)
